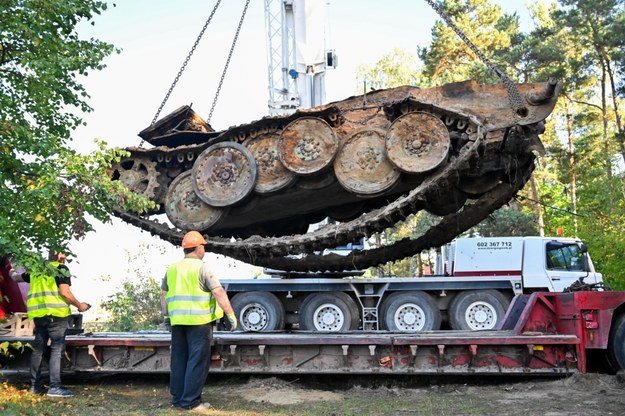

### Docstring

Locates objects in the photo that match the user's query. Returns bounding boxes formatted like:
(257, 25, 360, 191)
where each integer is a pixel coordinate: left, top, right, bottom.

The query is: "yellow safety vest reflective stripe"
(27, 262, 71, 319)
(165, 258, 222, 325)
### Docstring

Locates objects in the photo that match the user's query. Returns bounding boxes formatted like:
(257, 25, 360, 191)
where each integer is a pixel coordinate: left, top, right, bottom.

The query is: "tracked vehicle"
(110, 78, 561, 272)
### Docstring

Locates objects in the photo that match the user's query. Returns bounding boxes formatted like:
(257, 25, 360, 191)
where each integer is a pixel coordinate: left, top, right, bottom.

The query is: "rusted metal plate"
(165, 170, 226, 231)
(335, 128, 401, 195)
(386, 112, 450, 174)
(243, 132, 296, 194)
(192, 142, 257, 207)
(279, 117, 338, 175)
(138, 105, 214, 145)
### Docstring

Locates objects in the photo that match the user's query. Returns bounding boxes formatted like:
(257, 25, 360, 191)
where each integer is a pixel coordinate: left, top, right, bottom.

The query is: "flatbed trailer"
(3, 291, 625, 376)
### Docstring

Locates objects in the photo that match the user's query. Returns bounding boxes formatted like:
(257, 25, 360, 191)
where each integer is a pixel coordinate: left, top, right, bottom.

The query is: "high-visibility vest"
(27, 262, 71, 319)
(165, 258, 222, 325)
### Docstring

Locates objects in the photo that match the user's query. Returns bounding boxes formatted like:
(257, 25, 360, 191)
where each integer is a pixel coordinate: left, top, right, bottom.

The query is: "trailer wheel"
(607, 313, 625, 372)
(299, 292, 359, 332)
(448, 290, 510, 331)
(231, 292, 285, 332)
(380, 291, 441, 332)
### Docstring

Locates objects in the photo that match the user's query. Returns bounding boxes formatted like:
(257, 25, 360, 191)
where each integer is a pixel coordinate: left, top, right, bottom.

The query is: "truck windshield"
(546, 243, 585, 271)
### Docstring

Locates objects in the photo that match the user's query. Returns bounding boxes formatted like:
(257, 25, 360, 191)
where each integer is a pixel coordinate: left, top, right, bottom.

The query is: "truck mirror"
(579, 242, 588, 253)
(582, 253, 590, 273)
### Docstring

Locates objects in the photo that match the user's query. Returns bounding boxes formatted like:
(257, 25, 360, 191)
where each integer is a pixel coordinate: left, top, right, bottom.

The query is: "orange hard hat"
(181, 231, 208, 249)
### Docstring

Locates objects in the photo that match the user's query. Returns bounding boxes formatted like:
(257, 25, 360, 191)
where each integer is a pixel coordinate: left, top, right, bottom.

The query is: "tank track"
(114, 156, 532, 272)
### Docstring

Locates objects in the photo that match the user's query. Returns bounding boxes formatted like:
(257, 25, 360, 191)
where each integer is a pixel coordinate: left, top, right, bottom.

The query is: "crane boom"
(264, 0, 334, 115)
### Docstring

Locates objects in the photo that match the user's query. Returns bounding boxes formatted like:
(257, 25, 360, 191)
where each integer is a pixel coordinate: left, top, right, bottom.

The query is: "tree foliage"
(357, 48, 421, 90)
(99, 275, 162, 332)
(0, 0, 155, 274)
(97, 243, 166, 332)
(359, 0, 625, 288)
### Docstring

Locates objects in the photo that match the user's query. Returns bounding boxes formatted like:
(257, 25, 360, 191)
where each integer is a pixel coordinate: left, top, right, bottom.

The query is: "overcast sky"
(67, 0, 535, 311)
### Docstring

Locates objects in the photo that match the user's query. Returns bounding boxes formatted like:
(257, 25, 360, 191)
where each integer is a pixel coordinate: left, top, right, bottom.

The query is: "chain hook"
(423, 0, 527, 119)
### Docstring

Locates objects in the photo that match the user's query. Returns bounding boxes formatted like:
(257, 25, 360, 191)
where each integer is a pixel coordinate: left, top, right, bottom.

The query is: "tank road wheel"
(231, 292, 285, 332)
(299, 292, 359, 332)
(192, 142, 257, 207)
(380, 292, 441, 332)
(243, 132, 296, 194)
(607, 313, 625, 372)
(448, 290, 510, 331)
(109, 157, 160, 199)
(278, 117, 338, 175)
(334, 128, 401, 196)
(164, 170, 226, 231)
(386, 112, 450, 174)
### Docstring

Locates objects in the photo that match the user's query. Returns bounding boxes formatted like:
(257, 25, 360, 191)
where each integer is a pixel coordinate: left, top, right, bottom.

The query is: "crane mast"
(264, 0, 334, 115)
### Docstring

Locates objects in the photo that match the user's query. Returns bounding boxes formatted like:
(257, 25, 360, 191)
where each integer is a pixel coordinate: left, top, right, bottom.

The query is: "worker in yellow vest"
(13, 252, 90, 397)
(160, 231, 237, 413)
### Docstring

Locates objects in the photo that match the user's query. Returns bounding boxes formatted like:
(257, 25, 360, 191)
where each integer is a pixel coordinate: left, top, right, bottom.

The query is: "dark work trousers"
(169, 323, 212, 409)
(31, 316, 69, 389)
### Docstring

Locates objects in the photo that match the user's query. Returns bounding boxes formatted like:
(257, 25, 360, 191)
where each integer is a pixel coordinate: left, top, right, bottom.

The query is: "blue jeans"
(31, 316, 69, 389)
(170, 323, 212, 409)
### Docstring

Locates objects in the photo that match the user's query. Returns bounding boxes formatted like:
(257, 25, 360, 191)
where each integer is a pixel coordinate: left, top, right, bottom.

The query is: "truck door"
(544, 241, 588, 292)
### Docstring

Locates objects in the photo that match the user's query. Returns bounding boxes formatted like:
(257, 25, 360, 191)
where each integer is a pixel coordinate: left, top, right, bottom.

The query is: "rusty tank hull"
(110, 79, 560, 271)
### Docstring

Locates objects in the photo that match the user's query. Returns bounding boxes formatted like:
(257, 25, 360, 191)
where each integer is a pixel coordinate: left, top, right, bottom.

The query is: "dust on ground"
(239, 377, 343, 405)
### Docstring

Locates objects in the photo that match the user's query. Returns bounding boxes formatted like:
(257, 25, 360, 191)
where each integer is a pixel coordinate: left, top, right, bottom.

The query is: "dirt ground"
(2, 371, 625, 415)
(231, 373, 625, 415)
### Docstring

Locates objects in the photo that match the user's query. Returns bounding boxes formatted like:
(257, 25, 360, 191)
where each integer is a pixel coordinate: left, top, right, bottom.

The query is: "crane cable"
(423, 0, 528, 119)
(206, 0, 251, 124)
(142, 0, 224, 147)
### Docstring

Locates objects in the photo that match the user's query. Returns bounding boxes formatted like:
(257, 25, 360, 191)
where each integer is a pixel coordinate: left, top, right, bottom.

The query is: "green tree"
(356, 48, 421, 90)
(98, 243, 166, 332)
(100, 276, 162, 332)
(0, 0, 155, 274)
(474, 207, 538, 237)
(418, 0, 521, 84)
(521, 0, 625, 288)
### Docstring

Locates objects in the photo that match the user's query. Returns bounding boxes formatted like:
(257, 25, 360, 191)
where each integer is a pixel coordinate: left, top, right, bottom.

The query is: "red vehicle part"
(1, 291, 624, 375)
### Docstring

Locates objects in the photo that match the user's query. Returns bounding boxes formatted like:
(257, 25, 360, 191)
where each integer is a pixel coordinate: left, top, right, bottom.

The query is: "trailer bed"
(2, 291, 624, 376)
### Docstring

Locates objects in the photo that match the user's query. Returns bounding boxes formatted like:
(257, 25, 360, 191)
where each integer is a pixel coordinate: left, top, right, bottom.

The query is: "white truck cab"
(447, 236, 603, 293)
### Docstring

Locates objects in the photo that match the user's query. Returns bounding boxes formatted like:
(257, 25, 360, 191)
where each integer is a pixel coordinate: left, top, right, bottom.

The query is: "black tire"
(379, 291, 441, 332)
(607, 313, 625, 372)
(299, 292, 360, 332)
(231, 291, 285, 332)
(448, 290, 510, 331)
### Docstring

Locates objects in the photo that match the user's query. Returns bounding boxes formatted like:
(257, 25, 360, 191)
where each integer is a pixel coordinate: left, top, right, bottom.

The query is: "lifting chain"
(423, 0, 528, 119)
(206, 0, 252, 124)
(142, 0, 223, 147)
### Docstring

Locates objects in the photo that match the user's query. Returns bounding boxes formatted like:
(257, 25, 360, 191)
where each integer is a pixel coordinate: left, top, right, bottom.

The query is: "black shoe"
(47, 387, 74, 397)
(29, 385, 46, 395)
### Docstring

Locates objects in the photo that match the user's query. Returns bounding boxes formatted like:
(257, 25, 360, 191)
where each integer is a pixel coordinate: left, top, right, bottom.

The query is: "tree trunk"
(597, 46, 613, 177)
(606, 59, 625, 162)
(566, 106, 578, 236)
(529, 174, 544, 236)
